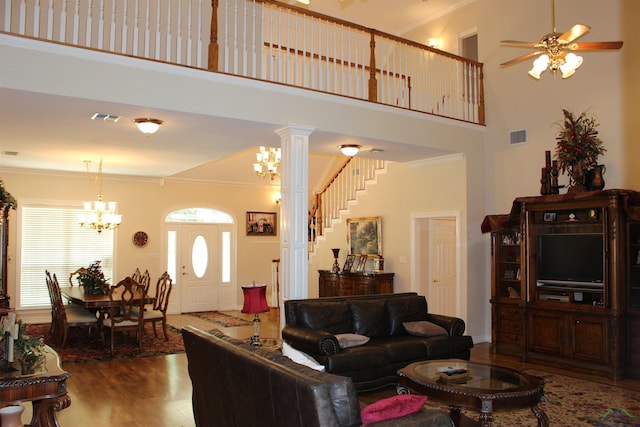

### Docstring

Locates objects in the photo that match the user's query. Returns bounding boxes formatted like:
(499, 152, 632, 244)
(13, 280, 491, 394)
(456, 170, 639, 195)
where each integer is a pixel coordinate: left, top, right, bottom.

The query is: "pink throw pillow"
(361, 394, 428, 424)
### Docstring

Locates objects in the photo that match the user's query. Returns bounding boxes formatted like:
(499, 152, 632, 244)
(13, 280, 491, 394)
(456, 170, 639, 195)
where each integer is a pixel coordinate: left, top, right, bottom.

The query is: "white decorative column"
(276, 124, 315, 330)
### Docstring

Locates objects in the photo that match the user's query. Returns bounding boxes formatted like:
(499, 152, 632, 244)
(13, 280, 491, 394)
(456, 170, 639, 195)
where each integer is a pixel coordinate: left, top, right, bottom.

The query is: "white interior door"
(416, 215, 458, 317)
(427, 217, 457, 317)
(179, 225, 220, 313)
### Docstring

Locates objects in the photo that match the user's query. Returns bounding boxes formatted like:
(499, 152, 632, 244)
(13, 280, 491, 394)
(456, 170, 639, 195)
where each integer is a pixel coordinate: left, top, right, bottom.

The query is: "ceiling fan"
(500, 0, 623, 79)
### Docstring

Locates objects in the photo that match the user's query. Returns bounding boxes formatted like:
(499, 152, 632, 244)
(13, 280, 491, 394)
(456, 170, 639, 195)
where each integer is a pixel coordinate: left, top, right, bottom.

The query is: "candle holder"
(331, 248, 340, 272)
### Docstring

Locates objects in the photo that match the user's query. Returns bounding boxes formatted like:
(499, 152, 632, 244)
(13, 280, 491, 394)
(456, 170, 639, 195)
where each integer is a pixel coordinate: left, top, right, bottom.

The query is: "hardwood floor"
(20, 308, 639, 427)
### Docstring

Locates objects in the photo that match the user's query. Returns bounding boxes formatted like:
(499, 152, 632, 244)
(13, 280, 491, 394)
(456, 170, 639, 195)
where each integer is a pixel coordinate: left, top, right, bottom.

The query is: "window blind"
(20, 205, 114, 308)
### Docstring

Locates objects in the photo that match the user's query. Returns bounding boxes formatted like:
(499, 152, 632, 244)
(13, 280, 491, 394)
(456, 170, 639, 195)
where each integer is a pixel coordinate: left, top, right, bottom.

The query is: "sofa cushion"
(361, 395, 428, 424)
(351, 300, 390, 338)
(386, 296, 429, 336)
(368, 336, 429, 362)
(336, 333, 370, 349)
(403, 321, 448, 337)
(322, 345, 390, 373)
(297, 301, 353, 334)
(422, 335, 474, 359)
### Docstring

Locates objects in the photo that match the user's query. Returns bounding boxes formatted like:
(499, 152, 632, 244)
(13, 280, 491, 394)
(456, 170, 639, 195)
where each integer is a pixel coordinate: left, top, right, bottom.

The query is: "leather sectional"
(282, 293, 474, 392)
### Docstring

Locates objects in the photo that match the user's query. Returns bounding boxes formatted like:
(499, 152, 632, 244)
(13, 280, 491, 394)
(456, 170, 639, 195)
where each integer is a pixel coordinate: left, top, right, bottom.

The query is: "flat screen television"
(536, 233, 604, 289)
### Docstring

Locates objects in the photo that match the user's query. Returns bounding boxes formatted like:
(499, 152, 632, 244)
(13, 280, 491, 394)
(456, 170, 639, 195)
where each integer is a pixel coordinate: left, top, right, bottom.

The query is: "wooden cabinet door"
(528, 310, 563, 355)
(567, 314, 608, 363)
(496, 304, 524, 348)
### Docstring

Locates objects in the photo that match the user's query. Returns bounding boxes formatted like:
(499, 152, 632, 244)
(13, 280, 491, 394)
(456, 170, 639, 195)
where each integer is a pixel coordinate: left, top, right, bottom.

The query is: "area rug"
(26, 323, 184, 365)
(421, 369, 640, 426)
(184, 311, 252, 327)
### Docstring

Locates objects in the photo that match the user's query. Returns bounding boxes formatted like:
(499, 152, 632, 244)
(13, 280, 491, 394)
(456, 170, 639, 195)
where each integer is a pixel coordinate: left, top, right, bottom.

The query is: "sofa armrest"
(282, 325, 340, 355)
(424, 313, 466, 336)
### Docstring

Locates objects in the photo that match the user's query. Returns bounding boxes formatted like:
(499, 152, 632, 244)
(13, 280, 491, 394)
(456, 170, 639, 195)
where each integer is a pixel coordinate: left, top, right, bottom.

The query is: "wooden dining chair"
(101, 276, 146, 355)
(143, 272, 173, 340)
(69, 267, 87, 286)
(45, 271, 98, 348)
(132, 268, 151, 295)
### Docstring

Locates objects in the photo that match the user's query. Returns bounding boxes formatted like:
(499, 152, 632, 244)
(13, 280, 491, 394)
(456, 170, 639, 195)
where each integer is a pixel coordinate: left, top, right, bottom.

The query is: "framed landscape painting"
(246, 212, 277, 236)
(347, 216, 381, 257)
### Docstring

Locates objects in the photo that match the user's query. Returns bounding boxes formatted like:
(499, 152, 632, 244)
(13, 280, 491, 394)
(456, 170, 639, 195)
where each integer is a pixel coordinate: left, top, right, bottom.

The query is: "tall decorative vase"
(587, 165, 606, 191)
(331, 248, 340, 272)
(0, 405, 25, 427)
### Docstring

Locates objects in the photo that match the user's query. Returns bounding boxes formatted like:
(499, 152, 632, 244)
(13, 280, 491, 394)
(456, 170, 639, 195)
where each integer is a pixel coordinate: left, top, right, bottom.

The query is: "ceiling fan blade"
(500, 51, 544, 68)
(501, 40, 540, 48)
(566, 41, 624, 51)
(558, 24, 591, 43)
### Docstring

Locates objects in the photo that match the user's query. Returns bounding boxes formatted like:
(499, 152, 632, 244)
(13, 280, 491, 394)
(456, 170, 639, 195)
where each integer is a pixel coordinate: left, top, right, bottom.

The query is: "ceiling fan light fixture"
(560, 53, 583, 78)
(528, 54, 549, 79)
(134, 118, 163, 136)
(339, 144, 361, 157)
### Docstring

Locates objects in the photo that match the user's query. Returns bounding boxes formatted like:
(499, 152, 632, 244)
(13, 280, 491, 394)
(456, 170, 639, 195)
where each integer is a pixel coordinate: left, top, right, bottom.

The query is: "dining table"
(60, 286, 155, 309)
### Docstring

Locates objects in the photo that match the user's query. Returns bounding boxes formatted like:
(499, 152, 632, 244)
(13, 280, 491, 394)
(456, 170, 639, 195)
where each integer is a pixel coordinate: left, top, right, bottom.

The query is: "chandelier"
(253, 146, 281, 181)
(79, 160, 122, 233)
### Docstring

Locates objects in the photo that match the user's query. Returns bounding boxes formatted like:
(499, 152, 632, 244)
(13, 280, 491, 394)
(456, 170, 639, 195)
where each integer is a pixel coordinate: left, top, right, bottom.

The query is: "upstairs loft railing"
(1, 0, 484, 125)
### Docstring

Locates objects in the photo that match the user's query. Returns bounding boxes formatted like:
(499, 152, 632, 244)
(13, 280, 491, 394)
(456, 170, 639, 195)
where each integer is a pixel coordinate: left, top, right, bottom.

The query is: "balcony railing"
(1, 0, 484, 125)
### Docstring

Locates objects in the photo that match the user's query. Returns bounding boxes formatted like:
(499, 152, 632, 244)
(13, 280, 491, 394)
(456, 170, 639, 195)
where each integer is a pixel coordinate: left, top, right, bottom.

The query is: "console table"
(318, 270, 394, 297)
(0, 346, 71, 426)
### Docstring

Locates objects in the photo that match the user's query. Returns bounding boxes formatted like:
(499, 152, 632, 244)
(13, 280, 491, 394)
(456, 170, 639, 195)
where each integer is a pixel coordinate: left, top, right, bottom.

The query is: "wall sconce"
(134, 118, 163, 136)
(274, 193, 281, 204)
(339, 145, 361, 157)
(428, 38, 440, 49)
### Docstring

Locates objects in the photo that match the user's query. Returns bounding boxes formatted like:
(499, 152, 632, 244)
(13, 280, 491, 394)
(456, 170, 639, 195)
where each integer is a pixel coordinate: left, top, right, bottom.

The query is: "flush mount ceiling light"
(134, 118, 163, 136)
(339, 144, 361, 157)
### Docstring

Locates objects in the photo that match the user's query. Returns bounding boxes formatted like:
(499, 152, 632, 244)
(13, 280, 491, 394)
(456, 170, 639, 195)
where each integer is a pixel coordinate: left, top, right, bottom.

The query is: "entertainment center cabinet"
(482, 189, 640, 380)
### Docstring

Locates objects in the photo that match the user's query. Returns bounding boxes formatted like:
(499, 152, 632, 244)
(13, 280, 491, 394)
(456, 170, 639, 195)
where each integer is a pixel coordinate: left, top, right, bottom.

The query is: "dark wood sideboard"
(318, 270, 394, 297)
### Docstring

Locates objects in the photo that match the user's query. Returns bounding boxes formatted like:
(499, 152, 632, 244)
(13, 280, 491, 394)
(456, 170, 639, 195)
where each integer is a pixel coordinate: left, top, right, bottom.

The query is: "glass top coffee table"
(397, 359, 549, 427)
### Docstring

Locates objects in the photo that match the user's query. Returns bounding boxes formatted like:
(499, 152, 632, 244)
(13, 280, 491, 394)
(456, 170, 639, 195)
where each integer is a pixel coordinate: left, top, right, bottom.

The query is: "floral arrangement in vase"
(77, 260, 109, 295)
(554, 109, 606, 192)
(0, 178, 17, 209)
(1, 315, 46, 375)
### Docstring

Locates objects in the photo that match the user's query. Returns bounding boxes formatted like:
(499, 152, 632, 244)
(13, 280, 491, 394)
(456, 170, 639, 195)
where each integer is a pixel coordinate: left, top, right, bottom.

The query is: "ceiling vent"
(509, 129, 527, 145)
(91, 112, 120, 122)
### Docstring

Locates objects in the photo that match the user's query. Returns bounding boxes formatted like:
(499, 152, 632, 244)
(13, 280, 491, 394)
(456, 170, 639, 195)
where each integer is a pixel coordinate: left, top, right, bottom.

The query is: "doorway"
(413, 212, 460, 317)
(165, 208, 236, 313)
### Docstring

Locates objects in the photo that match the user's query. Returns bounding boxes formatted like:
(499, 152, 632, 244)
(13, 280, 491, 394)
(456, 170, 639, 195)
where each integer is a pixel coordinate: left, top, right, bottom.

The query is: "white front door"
(175, 224, 235, 313)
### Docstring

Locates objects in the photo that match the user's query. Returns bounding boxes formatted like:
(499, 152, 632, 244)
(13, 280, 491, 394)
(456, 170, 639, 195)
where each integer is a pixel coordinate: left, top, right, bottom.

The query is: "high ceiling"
(0, 0, 466, 186)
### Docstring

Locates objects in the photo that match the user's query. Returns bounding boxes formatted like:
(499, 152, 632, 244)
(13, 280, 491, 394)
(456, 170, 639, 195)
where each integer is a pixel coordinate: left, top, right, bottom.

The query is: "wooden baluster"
(368, 30, 377, 102)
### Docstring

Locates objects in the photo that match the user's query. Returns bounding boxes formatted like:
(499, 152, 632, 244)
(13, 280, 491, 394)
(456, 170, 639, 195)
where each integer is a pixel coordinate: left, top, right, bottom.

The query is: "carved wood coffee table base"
(397, 359, 549, 427)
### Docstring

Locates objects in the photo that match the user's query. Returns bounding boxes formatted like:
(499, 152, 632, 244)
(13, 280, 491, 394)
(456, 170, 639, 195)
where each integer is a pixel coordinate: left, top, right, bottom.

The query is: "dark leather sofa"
(182, 325, 454, 427)
(282, 293, 474, 392)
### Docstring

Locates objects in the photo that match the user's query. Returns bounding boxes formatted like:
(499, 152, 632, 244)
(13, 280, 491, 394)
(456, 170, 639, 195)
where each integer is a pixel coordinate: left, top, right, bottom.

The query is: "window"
(20, 205, 114, 308)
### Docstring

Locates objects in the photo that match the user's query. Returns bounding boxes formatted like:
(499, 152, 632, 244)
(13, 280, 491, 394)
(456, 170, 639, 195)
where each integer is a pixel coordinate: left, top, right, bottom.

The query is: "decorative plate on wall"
(132, 231, 148, 247)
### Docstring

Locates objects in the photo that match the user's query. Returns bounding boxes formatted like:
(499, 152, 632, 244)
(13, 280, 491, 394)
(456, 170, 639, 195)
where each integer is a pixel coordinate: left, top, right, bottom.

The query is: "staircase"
(308, 157, 386, 254)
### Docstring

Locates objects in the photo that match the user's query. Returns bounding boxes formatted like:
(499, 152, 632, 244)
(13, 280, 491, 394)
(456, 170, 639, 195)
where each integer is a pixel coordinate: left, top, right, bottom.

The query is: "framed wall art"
(246, 212, 277, 236)
(347, 216, 381, 257)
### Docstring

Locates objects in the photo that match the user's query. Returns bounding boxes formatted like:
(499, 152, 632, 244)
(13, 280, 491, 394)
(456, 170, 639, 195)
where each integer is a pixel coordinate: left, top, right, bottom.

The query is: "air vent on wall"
(91, 112, 120, 122)
(509, 129, 527, 145)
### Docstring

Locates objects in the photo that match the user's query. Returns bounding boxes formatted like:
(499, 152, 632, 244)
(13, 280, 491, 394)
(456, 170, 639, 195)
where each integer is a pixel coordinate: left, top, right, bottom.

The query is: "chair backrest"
(131, 268, 142, 282)
(139, 269, 151, 295)
(107, 277, 146, 325)
(152, 272, 173, 313)
(69, 267, 87, 286)
(45, 270, 68, 324)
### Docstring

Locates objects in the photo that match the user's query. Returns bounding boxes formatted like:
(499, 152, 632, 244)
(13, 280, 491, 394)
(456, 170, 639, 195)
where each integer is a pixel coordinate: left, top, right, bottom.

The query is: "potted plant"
(77, 260, 109, 295)
(0, 179, 17, 209)
(14, 321, 46, 375)
(554, 109, 606, 192)
(0, 320, 46, 375)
